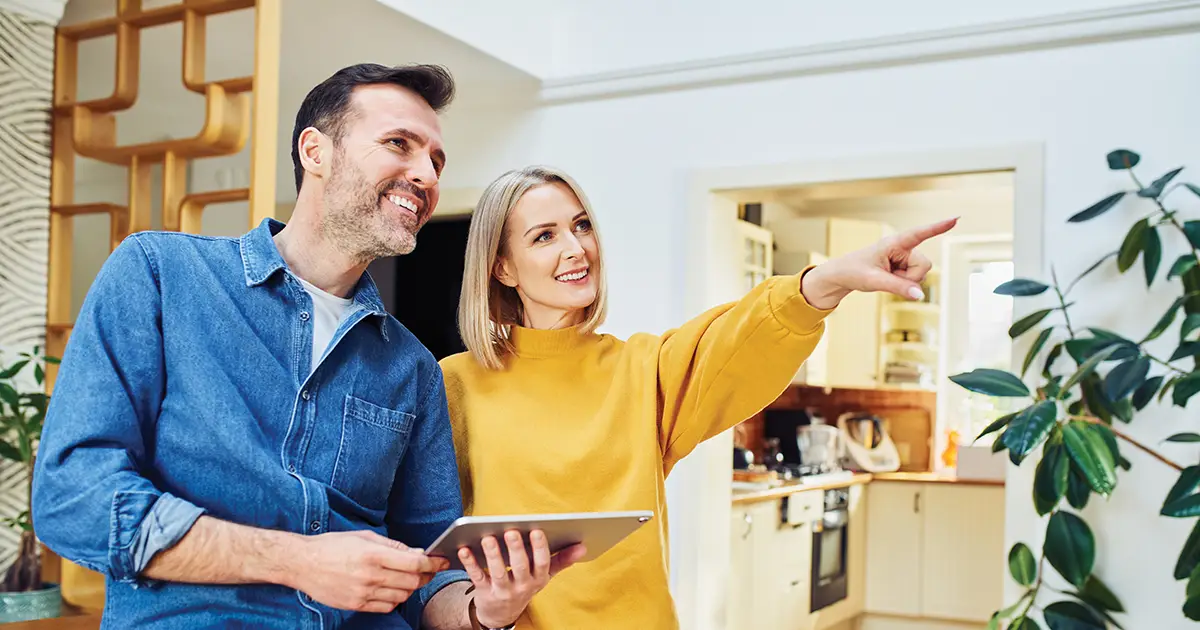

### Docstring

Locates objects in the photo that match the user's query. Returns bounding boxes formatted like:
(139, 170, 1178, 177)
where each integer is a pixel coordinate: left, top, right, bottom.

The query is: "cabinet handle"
(742, 513, 753, 539)
(913, 491, 921, 513)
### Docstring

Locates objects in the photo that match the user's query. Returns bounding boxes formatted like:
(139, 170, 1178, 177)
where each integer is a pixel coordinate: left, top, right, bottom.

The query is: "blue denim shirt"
(32, 218, 468, 629)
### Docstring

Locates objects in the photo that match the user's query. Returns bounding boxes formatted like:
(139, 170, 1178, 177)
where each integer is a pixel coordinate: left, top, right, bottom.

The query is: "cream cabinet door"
(728, 505, 757, 629)
(864, 482, 923, 616)
(824, 218, 887, 388)
(920, 484, 1006, 622)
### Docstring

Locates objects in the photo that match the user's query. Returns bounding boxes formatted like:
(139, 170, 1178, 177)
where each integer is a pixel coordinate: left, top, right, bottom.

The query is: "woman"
(440, 165, 954, 628)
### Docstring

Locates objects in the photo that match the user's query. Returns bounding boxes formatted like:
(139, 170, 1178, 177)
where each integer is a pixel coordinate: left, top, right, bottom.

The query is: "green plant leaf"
(1003, 401, 1058, 459)
(1106, 149, 1140, 170)
(1161, 375, 1181, 402)
(1167, 433, 1200, 443)
(0, 383, 17, 410)
(1173, 373, 1200, 408)
(1188, 183, 1200, 199)
(1077, 575, 1124, 613)
(1008, 542, 1037, 587)
(1044, 512, 1096, 589)
(1144, 224, 1162, 286)
(1010, 309, 1053, 339)
(0, 361, 29, 380)
(1144, 296, 1187, 343)
(1063, 345, 1121, 392)
(949, 368, 1030, 397)
(1183, 314, 1200, 340)
(1068, 252, 1117, 291)
(992, 432, 1009, 453)
(1103, 357, 1149, 402)
(995, 279, 1050, 297)
(1163, 466, 1200, 518)
(1177, 519, 1200, 580)
(1066, 465, 1091, 509)
(1092, 423, 1129, 472)
(1171, 255, 1199, 281)
(1139, 167, 1184, 198)
(1132, 375, 1164, 410)
(1044, 343, 1064, 378)
(1041, 374, 1066, 400)
(1117, 218, 1148, 273)
(1065, 335, 1136, 365)
(0, 441, 21, 462)
(1012, 617, 1041, 630)
(1185, 222, 1200, 250)
(1034, 442, 1069, 515)
(1186, 595, 1200, 622)
(1062, 422, 1117, 495)
(974, 412, 1017, 444)
(1068, 192, 1126, 223)
(1171, 342, 1200, 362)
(1023, 328, 1055, 377)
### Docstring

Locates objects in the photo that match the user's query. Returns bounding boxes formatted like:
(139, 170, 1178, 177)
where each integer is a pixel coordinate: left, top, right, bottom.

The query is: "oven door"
(811, 505, 849, 611)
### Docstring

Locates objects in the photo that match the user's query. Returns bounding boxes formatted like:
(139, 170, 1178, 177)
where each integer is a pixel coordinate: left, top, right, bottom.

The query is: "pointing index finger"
(893, 217, 958, 251)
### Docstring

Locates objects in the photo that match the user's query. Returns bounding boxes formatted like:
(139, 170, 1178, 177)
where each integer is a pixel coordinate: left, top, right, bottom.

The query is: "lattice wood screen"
(46, 0, 280, 612)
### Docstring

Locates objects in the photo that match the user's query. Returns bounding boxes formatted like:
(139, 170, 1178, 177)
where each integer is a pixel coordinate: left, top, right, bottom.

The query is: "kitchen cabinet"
(864, 482, 1005, 624)
(768, 217, 893, 389)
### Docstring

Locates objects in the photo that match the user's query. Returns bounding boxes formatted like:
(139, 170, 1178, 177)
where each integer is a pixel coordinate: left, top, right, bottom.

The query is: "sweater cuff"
(768, 267, 835, 335)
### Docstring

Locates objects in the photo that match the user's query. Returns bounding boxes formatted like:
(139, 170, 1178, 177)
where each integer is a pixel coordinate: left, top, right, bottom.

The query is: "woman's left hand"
(799, 217, 958, 310)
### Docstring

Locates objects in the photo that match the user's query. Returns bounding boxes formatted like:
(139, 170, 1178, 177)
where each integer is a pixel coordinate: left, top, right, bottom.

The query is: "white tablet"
(424, 510, 654, 571)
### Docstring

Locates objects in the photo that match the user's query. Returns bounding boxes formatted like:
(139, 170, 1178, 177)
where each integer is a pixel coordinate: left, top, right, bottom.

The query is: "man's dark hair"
(290, 63, 455, 193)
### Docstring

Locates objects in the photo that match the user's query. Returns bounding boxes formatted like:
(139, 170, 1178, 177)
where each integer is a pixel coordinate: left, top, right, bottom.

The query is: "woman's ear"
(494, 257, 518, 288)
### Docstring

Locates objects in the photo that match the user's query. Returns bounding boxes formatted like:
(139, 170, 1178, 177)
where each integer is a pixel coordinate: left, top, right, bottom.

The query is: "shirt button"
(300, 311, 310, 321)
(310, 521, 320, 532)
(287, 465, 296, 473)
(301, 390, 310, 400)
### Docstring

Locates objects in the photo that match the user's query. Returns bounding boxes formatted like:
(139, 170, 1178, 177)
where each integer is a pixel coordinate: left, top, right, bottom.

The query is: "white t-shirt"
(294, 275, 355, 374)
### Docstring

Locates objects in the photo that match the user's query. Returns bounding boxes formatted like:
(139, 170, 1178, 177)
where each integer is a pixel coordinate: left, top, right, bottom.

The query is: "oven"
(811, 488, 849, 611)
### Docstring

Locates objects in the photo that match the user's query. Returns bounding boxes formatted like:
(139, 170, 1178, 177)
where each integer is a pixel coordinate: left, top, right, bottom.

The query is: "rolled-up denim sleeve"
(32, 235, 205, 583)
(390, 367, 469, 627)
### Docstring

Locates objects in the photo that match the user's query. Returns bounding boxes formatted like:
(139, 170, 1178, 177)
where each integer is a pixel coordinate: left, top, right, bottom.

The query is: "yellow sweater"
(438, 273, 831, 629)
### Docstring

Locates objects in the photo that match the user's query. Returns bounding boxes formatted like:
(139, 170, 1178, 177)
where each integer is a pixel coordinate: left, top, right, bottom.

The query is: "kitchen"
(725, 172, 1015, 630)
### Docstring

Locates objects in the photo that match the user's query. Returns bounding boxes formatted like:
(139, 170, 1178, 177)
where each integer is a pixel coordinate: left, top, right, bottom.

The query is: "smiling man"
(32, 64, 575, 629)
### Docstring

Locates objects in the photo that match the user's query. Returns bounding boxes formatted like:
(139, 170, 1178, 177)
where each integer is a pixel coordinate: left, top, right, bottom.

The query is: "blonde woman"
(440, 165, 955, 628)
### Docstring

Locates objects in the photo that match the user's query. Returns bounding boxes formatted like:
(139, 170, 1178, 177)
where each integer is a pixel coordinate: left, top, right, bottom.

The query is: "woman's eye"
(576, 220, 592, 233)
(535, 231, 553, 243)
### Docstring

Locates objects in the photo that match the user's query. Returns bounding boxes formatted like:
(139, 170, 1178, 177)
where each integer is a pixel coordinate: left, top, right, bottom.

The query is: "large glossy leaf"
(1144, 225, 1163, 285)
(1009, 542, 1037, 586)
(995, 279, 1050, 297)
(1183, 314, 1200, 340)
(949, 368, 1030, 397)
(1171, 342, 1200, 362)
(1034, 442, 1069, 515)
(1102, 357, 1149, 402)
(1077, 575, 1124, 613)
(1162, 466, 1200, 518)
(0, 361, 29, 380)
(1062, 422, 1117, 495)
(1143, 296, 1187, 343)
(1106, 149, 1140, 170)
(1066, 465, 1091, 509)
(1132, 375, 1165, 410)
(1068, 192, 1126, 223)
(1012, 618, 1042, 630)
(1003, 402, 1059, 459)
(1023, 328, 1055, 377)
(0, 442, 21, 462)
(1063, 345, 1121, 392)
(1167, 433, 1200, 443)
(1093, 424, 1130, 472)
(1010, 309, 1053, 339)
(1171, 255, 1199, 280)
(1185, 222, 1200, 250)
(974, 412, 1017, 444)
(1178, 520, 1200, 580)
(1173, 373, 1200, 408)
(1139, 166, 1184, 198)
(1045, 512, 1096, 589)
(1117, 218, 1148, 273)
(1044, 343, 1065, 377)
(1185, 595, 1200, 622)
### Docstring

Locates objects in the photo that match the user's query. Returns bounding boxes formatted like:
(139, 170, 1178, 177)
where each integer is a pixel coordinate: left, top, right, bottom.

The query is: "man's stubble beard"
(322, 152, 418, 265)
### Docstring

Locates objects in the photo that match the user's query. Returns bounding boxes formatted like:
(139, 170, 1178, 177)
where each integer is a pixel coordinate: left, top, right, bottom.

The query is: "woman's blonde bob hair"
(458, 165, 608, 370)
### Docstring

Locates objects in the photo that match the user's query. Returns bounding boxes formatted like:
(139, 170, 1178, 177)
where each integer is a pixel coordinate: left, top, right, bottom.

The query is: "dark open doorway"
(368, 216, 471, 361)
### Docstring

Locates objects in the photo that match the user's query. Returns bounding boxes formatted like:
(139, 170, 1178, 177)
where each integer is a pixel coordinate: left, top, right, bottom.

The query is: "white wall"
(460, 30, 1200, 630)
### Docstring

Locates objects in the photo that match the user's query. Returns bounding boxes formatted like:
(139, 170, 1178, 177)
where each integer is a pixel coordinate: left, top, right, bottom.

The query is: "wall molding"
(539, 0, 1200, 103)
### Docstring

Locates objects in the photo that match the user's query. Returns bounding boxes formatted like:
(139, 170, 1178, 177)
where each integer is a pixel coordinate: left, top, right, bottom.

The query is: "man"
(33, 63, 580, 629)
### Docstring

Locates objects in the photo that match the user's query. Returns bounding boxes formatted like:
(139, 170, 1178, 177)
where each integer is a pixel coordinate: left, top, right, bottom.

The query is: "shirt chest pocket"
(331, 395, 416, 510)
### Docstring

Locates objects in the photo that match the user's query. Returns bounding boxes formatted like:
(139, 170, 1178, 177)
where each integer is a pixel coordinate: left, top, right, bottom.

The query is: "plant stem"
(1145, 352, 1191, 375)
(1053, 282, 1078, 338)
(1073, 414, 1186, 472)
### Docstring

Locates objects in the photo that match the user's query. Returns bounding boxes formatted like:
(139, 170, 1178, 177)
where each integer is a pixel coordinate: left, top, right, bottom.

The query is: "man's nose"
(408, 155, 439, 188)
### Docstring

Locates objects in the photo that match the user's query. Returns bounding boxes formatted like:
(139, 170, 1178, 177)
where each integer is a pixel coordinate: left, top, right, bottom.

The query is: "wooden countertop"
(731, 470, 1004, 504)
(2, 616, 100, 629)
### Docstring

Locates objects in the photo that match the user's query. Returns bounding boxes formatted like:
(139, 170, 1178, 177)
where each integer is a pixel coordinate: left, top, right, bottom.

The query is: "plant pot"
(0, 582, 62, 622)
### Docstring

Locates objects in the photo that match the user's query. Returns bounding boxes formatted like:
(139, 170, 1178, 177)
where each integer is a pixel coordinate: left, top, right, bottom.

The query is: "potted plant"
(0, 346, 61, 622)
(949, 149, 1200, 628)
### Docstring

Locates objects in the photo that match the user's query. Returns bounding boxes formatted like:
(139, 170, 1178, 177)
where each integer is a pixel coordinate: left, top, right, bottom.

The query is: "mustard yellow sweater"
(438, 273, 832, 629)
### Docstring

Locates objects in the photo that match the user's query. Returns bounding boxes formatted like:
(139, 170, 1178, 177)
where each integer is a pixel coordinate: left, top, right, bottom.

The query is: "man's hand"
(800, 217, 958, 310)
(289, 530, 451, 614)
(460, 530, 586, 628)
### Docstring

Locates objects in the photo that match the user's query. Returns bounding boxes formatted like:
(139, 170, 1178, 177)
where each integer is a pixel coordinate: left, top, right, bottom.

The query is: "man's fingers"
(530, 530, 552, 582)
(370, 586, 414, 606)
(481, 536, 510, 587)
(360, 600, 398, 614)
(504, 530, 532, 583)
(549, 543, 587, 577)
(893, 217, 958, 251)
(373, 546, 444, 575)
(460, 547, 490, 588)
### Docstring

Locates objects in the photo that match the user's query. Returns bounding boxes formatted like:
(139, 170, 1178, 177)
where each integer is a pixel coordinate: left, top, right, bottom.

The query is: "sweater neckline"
(508, 325, 597, 357)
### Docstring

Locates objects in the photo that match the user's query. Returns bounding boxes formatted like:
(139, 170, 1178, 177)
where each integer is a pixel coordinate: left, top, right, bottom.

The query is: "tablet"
(424, 510, 654, 571)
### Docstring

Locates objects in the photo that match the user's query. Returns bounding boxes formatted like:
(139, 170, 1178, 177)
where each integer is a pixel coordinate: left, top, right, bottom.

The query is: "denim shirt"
(32, 218, 468, 629)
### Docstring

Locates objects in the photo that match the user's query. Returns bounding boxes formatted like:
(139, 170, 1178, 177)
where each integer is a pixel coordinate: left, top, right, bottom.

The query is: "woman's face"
(495, 182, 600, 329)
